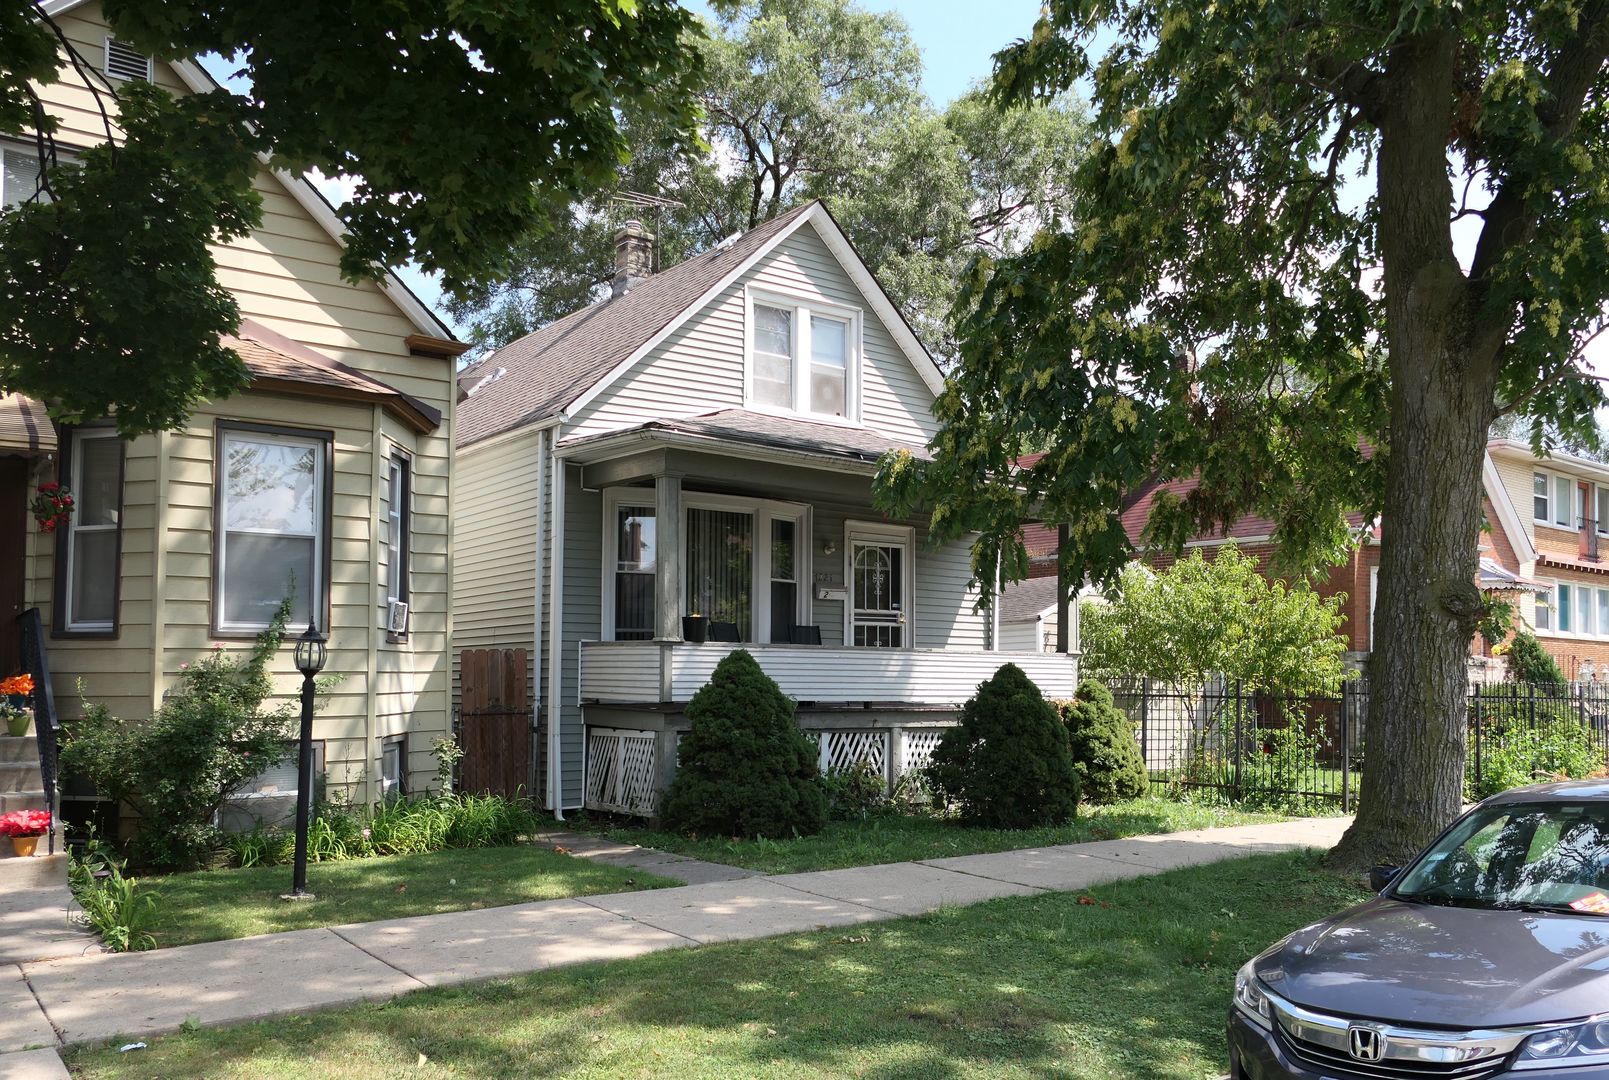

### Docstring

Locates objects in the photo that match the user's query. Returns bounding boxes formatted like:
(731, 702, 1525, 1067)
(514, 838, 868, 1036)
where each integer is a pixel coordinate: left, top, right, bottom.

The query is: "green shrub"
(1503, 632, 1567, 688)
(1058, 679, 1148, 804)
(661, 650, 828, 838)
(822, 760, 888, 821)
(1468, 718, 1603, 800)
(69, 831, 157, 952)
(927, 663, 1080, 828)
(1241, 717, 1325, 814)
(60, 601, 304, 870)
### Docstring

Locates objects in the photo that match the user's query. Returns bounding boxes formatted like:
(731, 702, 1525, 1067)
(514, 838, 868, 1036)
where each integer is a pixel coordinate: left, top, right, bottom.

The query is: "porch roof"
(999, 575, 1060, 623)
(556, 409, 930, 471)
(227, 319, 443, 433)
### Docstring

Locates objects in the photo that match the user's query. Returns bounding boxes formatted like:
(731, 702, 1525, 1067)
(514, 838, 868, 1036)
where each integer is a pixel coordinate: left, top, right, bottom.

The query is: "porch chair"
(789, 625, 823, 645)
(708, 621, 741, 642)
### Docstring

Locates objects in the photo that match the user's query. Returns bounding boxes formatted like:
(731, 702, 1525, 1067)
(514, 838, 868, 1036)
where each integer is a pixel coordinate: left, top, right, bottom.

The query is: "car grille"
(1276, 1026, 1513, 1080)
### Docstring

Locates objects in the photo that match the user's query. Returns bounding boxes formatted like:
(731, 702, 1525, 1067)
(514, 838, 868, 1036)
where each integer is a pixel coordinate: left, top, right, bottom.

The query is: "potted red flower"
(0, 809, 50, 857)
(30, 481, 73, 533)
(0, 673, 35, 737)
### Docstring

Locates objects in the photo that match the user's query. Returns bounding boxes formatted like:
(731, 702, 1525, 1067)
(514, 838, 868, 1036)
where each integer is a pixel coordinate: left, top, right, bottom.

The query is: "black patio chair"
(708, 621, 741, 642)
(789, 625, 823, 645)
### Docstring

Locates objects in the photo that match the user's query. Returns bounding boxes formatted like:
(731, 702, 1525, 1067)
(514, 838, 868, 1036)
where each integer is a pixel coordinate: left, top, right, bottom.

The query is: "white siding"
(566, 224, 938, 446)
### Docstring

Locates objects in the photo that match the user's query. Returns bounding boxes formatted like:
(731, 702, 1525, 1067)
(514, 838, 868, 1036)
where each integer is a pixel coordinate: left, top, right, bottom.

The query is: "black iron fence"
(1108, 678, 1609, 813)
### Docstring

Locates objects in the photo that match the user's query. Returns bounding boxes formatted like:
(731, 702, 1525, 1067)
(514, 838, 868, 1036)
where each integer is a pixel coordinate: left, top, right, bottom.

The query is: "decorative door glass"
(851, 540, 905, 647)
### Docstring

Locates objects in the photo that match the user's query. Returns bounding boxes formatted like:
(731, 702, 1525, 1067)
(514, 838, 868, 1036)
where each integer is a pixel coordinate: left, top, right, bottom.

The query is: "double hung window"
(60, 428, 122, 633)
(748, 293, 859, 421)
(215, 425, 328, 634)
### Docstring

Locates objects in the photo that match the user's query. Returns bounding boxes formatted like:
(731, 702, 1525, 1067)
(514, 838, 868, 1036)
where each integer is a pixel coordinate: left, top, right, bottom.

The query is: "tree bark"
(1327, 30, 1499, 870)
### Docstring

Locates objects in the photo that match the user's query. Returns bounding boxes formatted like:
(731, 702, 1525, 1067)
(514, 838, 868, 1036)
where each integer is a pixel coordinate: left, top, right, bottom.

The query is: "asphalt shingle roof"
(999, 575, 1061, 623)
(557, 408, 930, 465)
(457, 203, 820, 448)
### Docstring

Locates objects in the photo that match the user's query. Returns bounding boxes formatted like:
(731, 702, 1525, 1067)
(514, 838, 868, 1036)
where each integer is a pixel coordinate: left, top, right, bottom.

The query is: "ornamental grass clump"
(1059, 679, 1148, 804)
(928, 663, 1080, 828)
(661, 649, 827, 839)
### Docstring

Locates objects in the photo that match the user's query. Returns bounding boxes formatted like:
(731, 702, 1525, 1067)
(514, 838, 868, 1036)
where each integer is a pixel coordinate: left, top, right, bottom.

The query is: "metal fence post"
(1472, 682, 1483, 793)
(1140, 677, 1151, 784)
(1233, 681, 1245, 798)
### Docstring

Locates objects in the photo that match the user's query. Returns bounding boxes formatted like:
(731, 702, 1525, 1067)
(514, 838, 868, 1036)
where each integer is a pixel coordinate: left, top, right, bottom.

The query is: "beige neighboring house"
(452, 201, 1080, 819)
(7, 2, 465, 833)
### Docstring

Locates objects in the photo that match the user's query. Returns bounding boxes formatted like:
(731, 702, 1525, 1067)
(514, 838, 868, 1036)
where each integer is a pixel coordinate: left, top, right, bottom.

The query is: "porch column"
(655, 474, 682, 641)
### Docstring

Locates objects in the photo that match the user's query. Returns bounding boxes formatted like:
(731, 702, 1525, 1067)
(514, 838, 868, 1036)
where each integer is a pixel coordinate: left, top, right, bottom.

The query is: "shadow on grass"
(69, 852, 1367, 1080)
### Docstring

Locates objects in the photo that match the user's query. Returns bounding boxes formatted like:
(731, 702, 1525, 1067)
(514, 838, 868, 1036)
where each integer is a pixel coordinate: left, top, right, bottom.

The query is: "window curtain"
(687, 508, 753, 640)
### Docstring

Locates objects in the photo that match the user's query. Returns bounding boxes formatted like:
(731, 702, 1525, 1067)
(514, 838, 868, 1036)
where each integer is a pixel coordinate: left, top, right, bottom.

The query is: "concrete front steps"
(0, 729, 65, 888)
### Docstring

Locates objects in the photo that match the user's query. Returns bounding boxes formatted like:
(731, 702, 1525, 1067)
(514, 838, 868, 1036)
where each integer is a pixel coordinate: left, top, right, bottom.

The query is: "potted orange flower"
(0, 809, 50, 857)
(0, 673, 33, 737)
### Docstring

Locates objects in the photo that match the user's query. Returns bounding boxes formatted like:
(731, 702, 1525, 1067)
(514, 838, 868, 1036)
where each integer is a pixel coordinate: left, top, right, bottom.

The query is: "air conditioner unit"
(387, 599, 409, 635)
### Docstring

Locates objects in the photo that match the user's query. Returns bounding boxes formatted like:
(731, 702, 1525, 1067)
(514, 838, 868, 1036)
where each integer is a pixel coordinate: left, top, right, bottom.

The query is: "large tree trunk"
(1327, 31, 1499, 871)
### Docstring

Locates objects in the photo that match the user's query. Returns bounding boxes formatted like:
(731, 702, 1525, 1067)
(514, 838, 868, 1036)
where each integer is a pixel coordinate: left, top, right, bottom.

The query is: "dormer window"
(746, 290, 860, 422)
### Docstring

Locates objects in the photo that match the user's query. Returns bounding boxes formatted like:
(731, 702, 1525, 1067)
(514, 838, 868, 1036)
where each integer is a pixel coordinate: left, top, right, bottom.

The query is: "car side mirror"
(1368, 865, 1401, 892)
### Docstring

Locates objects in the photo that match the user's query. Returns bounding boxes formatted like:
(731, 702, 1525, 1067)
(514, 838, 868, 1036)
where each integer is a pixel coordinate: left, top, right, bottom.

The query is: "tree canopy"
(0, 1, 704, 435)
(876, 0, 1609, 864)
(446, 0, 1090, 355)
(1080, 547, 1352, 698)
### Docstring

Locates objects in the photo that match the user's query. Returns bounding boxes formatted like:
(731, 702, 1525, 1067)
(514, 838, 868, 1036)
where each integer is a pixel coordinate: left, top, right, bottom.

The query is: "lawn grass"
(67, 850, 1368, 1080)
(141, 846, 677, 948)
(584, 796, 1332, 874)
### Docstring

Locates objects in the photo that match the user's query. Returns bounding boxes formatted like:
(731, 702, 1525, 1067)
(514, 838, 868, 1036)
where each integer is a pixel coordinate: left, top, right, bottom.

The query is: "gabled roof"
(35, 1, 455, 344)
(230, 319, 441, 433)
(999, 576, 1060, 623)
(457, 201, 947, 448)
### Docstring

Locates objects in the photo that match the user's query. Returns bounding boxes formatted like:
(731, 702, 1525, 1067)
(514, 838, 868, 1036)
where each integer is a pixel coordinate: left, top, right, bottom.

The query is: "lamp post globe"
(286, 619, 327, 900)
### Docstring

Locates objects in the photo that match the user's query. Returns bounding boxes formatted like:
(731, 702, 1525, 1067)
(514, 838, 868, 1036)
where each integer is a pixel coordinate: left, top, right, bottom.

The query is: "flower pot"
(4, 713, 28, 738)
(682, 615, 709, 643)
(10, 834, 39, 857)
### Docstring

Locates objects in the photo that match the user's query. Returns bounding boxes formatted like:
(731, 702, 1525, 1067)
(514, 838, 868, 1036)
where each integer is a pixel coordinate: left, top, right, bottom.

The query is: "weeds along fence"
(1106, 678, 1609, 813)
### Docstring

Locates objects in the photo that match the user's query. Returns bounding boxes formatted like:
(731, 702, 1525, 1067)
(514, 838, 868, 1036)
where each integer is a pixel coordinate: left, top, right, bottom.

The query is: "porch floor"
(8, 815, 1348, 1052)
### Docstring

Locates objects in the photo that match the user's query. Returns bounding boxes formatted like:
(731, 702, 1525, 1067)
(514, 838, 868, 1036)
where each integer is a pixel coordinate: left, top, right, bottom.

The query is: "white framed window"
(0, 143, 46, 210)
(384, 453, 411, 611)
(59, 427, 122, 634)
(1535, 472, 1550, 522)
(380, 737, 406, 801)
(744, 288, 862, 422)
(600, 489, 811, 644)
(214, 424, 329, 634)
(844, 521, 916, 649)
(1536, 584, 1553, 631)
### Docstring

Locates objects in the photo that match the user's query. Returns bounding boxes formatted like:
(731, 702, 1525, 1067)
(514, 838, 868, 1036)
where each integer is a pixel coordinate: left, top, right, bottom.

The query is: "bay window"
(214, 424, 329, 634)
(747, 290, 860, 421)
(613, 504, 656, 641)
(58, 427, 122, 634)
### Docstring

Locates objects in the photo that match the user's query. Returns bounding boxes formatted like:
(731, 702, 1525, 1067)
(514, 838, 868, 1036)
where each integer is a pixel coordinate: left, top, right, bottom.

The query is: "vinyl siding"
(25, 3, 455, 800)
(566, 224, 938, 447)
(558, 467, 601, 807)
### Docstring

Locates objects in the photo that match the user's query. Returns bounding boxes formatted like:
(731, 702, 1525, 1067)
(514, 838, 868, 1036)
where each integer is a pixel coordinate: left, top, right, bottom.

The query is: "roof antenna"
(610, 191, 686, 274)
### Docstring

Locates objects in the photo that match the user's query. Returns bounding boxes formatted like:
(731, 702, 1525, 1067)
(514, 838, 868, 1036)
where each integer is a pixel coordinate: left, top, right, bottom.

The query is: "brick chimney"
(612, 219, 654, 298)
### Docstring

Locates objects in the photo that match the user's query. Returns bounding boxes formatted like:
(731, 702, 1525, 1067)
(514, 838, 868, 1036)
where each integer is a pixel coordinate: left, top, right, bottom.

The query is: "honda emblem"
(1348, 1025, 1387, 1062)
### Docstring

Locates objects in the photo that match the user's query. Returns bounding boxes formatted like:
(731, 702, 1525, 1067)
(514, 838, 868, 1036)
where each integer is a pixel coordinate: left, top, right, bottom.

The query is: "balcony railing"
(579, 640, 1080, 707)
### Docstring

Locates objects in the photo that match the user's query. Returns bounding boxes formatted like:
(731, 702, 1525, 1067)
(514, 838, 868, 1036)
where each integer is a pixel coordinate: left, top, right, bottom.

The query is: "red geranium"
(30, 482, 74, 534)
(0, 809, 50, 837)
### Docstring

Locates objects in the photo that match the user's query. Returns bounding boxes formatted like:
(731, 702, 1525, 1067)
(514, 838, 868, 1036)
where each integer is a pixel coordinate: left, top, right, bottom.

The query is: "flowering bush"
(0, 673, 34, 698)
(0, 809, 51, 837)
(29, 481, 73, 533)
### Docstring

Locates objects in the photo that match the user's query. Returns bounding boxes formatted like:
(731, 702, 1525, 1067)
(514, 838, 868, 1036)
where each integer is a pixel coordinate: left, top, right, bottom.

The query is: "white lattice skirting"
(901, 729, 945, 775)
(817, 730, 887, 775)
(584, 728, 658, 817)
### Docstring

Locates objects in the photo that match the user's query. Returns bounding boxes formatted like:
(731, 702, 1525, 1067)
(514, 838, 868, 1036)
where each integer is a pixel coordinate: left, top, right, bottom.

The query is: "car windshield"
(1395, 801, 1609, 914)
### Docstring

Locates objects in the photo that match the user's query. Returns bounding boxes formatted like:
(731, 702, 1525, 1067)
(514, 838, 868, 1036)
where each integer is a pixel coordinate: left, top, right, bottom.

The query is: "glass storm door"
(850, 540, 905, 647)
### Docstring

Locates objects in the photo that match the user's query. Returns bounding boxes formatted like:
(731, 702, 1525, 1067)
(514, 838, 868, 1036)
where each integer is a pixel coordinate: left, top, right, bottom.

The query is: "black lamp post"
(287, 619, 327, 900)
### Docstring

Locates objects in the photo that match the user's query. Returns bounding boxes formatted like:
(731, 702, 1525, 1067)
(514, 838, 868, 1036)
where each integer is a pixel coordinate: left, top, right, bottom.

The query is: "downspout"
(546, 445, 567, 819)
(530, 427, 548, 808)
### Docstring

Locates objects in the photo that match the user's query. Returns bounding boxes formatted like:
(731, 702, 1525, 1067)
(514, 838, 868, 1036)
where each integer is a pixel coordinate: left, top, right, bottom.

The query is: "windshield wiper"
(1490, 900, 1601, 916)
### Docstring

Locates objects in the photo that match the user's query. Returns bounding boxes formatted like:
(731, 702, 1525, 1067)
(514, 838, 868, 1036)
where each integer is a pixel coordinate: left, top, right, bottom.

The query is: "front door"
(850, 539, 906, 647)
(0, 457, 29, 668)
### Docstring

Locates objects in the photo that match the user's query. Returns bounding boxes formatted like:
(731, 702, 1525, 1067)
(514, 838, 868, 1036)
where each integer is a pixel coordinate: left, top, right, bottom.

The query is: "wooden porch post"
(655, 474, 682, 641)
(1056, 523, 1071, 654)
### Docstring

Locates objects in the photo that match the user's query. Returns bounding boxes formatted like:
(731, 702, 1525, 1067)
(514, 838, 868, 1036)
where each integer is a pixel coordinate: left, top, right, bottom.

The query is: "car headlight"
(1233, 959, 1274, 1031)
(1516, 1018, 1609, 1069)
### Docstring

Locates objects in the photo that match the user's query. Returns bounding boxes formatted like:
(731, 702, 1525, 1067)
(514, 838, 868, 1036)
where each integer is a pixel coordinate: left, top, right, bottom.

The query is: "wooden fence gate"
(458, 648, 532, 800)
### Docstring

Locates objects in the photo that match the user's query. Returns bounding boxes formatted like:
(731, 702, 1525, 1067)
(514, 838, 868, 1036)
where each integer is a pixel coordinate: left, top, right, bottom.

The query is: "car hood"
(1256, 897, 1609, 1028)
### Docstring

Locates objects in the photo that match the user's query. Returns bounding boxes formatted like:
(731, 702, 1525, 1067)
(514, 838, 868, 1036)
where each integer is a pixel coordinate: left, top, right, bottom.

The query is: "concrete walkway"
(531, 829, 762, 885)
(0, 815, 1348, 1065)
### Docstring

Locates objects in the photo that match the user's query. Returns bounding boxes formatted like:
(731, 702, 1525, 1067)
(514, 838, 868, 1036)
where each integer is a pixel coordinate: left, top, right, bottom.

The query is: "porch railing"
(17, 608, 59, 855)
(579, 640, 1080, 706)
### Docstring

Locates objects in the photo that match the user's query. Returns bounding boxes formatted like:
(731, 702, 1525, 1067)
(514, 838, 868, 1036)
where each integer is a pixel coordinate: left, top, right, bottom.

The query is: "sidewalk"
(0, 815, 1349, 1060)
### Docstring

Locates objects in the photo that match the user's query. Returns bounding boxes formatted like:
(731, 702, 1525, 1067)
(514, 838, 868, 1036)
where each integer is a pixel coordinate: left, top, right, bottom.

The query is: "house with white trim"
(451, 202, 1080, 817)
(4, 2, 465, 850)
